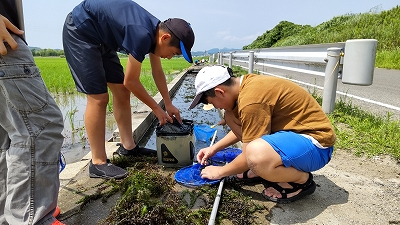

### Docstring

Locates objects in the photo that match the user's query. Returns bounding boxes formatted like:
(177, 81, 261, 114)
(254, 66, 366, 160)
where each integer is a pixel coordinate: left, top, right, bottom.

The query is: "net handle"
(209, 130, 217, 147)
(208, 129, 224, 225)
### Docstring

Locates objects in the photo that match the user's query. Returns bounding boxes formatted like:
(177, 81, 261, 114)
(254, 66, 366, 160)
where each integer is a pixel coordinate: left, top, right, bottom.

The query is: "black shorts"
(62, 13, 124, 94)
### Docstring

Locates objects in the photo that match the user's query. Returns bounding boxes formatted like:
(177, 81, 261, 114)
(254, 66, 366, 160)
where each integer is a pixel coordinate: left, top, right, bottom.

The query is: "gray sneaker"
(89, 159, 127, 179)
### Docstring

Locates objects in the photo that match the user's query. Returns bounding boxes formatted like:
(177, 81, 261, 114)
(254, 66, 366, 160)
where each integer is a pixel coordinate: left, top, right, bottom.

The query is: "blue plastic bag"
(194, 124, 216, 144)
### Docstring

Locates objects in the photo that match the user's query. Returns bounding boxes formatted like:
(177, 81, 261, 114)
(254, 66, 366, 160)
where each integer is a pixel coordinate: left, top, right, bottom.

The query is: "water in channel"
(139, 71, 228, 159)
(57, 70, 227, 165)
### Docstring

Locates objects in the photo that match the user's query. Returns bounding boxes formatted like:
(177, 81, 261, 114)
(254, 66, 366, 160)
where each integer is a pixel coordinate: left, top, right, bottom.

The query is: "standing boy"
(191, 65, 335, 203)
(0, 0, 65, 224)
(63, 0, 195, 179)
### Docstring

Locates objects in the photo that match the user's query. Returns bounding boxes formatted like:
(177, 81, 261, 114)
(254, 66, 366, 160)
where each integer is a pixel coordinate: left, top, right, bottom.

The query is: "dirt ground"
(57, 69, 400, 224)
(58, 148, 400, 225)
(237, 149, 400, 225)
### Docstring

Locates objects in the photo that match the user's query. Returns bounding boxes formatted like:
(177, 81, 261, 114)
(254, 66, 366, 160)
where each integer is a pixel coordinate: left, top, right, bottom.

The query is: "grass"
(76, 156, 264, 225)
(329, 98, 400, 159)
(244, 5, 400, 70)
(35, 57, 192, 96)
(310, 88, 400, 161)
(35, 57, 193, 113)
(34, 57, 76, 93)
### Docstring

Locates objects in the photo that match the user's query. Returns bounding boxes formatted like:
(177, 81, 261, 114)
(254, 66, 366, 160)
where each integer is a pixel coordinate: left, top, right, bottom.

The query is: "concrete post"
(248, 51, 254, 73)
(322, 47, 342, 113)
(229, 52, 233, 68)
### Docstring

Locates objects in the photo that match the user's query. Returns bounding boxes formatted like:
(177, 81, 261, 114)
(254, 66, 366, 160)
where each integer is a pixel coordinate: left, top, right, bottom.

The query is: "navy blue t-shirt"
(71, 0, 160, 62)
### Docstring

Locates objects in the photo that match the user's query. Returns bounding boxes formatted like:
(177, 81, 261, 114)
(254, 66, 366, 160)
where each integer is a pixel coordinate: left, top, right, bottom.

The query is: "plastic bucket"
(156, 119, 194, 167)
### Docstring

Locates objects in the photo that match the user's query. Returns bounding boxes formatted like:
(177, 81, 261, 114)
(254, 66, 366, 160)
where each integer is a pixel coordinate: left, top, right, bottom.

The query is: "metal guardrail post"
(219, 52, 222, 65)
(229, 52, 233, 68)
(248, 51, 254, 73)
(322, 47, 342, 113)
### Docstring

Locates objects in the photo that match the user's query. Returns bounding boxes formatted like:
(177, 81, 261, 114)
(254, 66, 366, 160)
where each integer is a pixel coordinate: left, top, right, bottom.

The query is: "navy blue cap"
(164, 18, 195, 63)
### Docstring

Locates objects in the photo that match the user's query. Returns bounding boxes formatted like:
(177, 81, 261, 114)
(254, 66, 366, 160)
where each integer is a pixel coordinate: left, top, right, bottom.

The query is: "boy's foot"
(89, 159, 127, 179)
(116, 143, 157, 157)
(261, 172, 316, 203)
(228, 169, 265, 184)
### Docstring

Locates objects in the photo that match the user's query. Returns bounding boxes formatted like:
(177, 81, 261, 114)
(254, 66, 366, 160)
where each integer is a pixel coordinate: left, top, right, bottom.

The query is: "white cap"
(189, 65, 231, 109)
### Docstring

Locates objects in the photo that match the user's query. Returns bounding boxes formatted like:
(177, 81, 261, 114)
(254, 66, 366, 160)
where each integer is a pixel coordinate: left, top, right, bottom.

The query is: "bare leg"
(108, 83, 136, 150)
(85, 93, 109, 165)
(246, 138, 309, 199)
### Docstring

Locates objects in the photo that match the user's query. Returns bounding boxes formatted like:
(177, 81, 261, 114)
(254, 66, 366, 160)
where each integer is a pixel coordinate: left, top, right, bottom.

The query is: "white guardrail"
(211, 39, 378, 113)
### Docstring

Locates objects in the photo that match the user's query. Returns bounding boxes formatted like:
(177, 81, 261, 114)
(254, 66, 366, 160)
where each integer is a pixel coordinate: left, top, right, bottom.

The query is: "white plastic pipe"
(208, 175, 225, 225)
(208, 129, 225, 225)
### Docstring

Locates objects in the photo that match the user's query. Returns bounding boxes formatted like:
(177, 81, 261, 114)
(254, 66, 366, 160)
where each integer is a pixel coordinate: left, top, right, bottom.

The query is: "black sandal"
(261, 172, 316, 204)
(227, 169, 266, 184)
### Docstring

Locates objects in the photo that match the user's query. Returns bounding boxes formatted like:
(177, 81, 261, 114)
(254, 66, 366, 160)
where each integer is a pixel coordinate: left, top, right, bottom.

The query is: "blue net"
(210, 147, 242, 164)
(174, 147, 242, 187)
(193, 124, 216, 144)
(174, 163, 220, 187)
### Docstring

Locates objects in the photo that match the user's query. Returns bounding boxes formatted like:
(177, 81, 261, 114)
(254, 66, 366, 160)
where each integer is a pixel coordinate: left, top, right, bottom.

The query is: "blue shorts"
(261, 131, 333, 172)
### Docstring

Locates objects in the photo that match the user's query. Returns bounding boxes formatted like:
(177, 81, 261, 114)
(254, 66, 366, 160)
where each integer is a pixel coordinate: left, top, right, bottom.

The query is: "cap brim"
(188, 92, 203, 109)
(180, 41, 193, 63)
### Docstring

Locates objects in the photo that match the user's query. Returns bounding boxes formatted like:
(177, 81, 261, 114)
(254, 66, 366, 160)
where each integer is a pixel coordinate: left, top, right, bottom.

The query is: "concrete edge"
(59, 67, 198, 187)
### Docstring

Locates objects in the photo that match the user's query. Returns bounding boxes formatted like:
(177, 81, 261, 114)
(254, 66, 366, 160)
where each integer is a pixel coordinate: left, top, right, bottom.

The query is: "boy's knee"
(246, 139, 278, 171)
(245, 139, 266, 166)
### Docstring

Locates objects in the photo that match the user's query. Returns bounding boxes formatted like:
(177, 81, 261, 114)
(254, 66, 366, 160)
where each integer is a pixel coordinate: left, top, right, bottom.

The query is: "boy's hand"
(200, 165, 222, 180)
(0, 15, 24, 55)
(154, 106, 172, 126)
(165, 104, 182, 123)
(196, 146, 216, 165)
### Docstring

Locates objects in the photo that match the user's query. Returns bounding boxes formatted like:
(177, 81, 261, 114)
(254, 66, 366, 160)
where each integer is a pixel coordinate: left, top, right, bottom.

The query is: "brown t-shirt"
(237, 74, 336, 147)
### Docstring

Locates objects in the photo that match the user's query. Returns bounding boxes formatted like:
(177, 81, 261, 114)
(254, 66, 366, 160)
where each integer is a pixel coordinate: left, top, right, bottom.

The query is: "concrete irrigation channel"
(57, 65, 237, 224)
(57, 65, 400, 225)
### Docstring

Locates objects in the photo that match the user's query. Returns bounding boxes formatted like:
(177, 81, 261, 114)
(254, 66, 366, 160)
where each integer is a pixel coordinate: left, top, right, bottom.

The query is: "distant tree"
(31, 48, 64, 57)
(243, 21, 310, 50)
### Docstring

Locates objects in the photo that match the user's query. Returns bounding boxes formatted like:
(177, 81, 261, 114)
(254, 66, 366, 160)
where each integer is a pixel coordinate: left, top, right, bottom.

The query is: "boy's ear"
(214, 87, 225, 96)
(161, 33, 172, 41)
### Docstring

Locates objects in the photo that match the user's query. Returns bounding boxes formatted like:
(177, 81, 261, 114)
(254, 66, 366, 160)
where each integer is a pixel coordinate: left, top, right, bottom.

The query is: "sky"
(21, 0, 399, 52)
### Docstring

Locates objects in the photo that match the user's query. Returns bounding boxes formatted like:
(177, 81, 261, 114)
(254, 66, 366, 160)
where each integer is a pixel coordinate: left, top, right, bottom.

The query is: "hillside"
(243, 5, 400, 69)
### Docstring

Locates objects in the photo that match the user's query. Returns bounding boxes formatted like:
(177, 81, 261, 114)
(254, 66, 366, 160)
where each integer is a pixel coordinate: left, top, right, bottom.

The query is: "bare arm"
(149, 53, 182, 122)
(124, 54, 171, 125)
